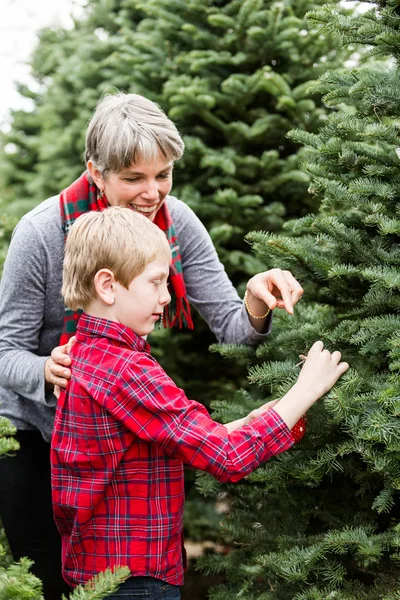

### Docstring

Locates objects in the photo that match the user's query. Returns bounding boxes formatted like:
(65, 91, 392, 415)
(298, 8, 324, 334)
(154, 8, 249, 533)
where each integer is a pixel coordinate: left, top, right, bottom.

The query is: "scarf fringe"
(164, 297, 194, 330)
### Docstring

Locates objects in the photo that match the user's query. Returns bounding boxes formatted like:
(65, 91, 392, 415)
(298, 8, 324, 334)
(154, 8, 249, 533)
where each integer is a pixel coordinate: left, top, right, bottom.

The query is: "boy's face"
(113, 257, 171, 336)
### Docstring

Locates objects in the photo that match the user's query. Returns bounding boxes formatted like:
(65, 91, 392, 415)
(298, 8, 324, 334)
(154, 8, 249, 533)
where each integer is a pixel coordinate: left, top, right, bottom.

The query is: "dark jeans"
(105, 576, 181, 599)
(0, 430, 70, 600)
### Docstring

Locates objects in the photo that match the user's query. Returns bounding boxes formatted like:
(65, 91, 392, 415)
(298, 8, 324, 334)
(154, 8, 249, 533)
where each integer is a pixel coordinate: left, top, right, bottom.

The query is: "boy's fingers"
(308, 340, 324, 356)
(338, 362, 349, 375)
(331, 351, 342, 364)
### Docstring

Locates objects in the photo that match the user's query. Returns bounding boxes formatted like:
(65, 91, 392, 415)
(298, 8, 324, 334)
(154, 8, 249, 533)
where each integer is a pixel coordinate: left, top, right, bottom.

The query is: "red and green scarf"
(59, 172, 193, 344)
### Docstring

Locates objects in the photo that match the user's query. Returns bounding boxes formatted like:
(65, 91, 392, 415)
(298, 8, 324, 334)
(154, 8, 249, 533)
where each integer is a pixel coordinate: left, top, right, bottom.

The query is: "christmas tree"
(0, 0, 359, 596)
(0, 0, 355, 413)
(197, 1, 400, 598)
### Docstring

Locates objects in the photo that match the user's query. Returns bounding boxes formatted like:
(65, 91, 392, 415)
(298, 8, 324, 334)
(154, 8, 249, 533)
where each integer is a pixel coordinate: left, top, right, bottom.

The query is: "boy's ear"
(94, 269, 116, 306)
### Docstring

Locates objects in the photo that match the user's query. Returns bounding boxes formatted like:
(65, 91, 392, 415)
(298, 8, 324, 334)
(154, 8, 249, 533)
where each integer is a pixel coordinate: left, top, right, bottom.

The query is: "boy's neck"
(83, 302, 147, 340)
(84, 299, 115, 323)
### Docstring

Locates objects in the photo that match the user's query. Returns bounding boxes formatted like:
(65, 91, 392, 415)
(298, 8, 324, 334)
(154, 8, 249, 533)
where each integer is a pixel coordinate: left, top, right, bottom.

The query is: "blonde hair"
(85, 92, 184, 175)
(62, 207, 171, 310)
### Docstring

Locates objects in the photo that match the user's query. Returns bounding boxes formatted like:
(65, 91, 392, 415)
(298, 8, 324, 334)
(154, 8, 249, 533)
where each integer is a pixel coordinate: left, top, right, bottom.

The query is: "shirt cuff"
(250, 407, 295, 450)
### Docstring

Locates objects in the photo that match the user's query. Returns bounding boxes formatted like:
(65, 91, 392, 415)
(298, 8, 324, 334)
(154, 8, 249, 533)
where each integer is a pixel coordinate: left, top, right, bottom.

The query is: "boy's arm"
(100, 341, 347, 484)
(225, 400, 278, 433)
(103, 357, 293, 484)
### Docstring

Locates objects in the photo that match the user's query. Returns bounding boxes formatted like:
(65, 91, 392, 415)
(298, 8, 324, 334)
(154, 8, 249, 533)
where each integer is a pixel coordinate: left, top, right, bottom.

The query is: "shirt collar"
(77, 313, 151, 353)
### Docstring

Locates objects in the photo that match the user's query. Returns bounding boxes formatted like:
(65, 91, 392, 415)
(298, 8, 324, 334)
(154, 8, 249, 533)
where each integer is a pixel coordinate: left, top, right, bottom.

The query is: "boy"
(51, 207, 348, 599)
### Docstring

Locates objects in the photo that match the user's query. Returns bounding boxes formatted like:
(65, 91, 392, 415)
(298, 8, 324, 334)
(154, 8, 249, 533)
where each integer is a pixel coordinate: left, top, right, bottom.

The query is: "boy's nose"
(161, 288, 171, 306)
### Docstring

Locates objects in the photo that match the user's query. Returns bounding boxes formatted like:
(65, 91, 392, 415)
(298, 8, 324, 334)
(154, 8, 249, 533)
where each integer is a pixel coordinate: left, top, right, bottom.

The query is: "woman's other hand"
(44, 336, 76, 396)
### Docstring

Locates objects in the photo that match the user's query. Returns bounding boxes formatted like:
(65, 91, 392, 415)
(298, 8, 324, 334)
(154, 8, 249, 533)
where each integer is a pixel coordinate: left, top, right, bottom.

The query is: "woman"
(0, 93, 303, 600)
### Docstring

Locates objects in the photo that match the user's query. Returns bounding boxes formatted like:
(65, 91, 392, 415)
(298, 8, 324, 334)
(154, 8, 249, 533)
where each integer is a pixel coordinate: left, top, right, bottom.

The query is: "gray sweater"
(0, 194, 271, 441)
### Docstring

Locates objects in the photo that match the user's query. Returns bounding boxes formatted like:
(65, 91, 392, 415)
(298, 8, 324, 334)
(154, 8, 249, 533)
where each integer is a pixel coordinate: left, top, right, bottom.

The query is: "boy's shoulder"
(72, 334, 161, 387)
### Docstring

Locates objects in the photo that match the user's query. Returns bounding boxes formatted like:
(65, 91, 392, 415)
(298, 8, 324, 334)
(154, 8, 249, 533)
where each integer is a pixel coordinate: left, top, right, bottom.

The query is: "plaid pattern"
(51, 314, 294, 588)
(59, 172, 193, 345)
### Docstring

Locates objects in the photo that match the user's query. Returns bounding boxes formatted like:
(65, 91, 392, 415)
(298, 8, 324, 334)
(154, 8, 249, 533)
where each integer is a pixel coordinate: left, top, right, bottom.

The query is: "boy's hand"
(44, 336, 76, 393)
(297, 341, 349, 398)
(273, 341, 349, 430)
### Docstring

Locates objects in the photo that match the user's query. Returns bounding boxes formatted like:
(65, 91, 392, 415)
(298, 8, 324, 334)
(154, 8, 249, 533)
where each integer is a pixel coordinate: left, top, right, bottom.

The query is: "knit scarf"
(59, 172, 193, 345)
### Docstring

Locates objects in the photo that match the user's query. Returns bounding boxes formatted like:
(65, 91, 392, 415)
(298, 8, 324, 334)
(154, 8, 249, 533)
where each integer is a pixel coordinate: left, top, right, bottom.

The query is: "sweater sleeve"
(168, 196, 272, 344)
(0, 217, 52, 405)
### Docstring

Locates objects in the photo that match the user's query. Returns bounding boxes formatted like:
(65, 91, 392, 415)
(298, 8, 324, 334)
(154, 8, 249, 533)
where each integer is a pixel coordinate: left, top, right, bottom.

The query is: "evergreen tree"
(0, 0, 355, 405)
(197, 1, 400, 598)
(0, 0, 356, 593)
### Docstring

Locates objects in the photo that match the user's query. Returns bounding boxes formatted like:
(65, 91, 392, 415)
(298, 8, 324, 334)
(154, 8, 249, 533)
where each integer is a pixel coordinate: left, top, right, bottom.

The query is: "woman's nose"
(141, 180, 159, 201)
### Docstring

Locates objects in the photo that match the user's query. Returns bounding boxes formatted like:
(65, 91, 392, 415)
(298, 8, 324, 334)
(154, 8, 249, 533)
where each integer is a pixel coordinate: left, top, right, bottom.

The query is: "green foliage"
(199, 1, 400, 598)
(0, 558, 44, 600)
(65, 566, 131, 600)
(0, 417, 19, 459)
(0, 0, 353, 261)
(0, 560, 130, 600)
(0, 209, 18, 276)
(0, 0, 354, 421)
(0, 0, 360, 596)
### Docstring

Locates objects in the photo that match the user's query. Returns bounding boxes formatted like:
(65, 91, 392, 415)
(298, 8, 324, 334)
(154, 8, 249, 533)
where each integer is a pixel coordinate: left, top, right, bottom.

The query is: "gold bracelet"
(244, 290, 270, 320)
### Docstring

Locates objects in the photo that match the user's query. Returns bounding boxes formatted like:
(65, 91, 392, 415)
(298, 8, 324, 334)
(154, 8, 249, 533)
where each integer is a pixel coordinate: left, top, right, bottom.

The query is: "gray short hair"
(85, 93, 185, 174)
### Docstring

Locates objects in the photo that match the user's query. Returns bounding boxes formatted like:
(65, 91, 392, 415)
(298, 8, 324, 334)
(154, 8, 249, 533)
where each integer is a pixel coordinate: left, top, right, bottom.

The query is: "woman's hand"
(44, 336, 76, 396)
(246, 269, 304, 317)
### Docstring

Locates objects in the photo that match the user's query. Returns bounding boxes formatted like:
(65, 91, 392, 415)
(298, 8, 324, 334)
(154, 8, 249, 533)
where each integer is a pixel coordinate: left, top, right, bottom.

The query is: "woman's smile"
(129, 203, 160, 216)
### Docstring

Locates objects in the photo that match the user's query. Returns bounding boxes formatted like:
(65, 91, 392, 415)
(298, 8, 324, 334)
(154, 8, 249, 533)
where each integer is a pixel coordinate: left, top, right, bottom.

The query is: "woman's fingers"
(51, 343, 72, 367)
(247, 269, 304, 315)
(283, 270, 304, 308)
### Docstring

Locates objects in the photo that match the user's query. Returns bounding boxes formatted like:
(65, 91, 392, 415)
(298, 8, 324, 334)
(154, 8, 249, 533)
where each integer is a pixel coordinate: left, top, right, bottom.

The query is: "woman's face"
(89, 154, 174, 221)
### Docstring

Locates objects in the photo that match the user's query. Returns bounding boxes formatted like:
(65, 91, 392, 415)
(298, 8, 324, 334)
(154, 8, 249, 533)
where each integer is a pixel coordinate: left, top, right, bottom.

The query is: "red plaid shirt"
(51, 314, 294, 587)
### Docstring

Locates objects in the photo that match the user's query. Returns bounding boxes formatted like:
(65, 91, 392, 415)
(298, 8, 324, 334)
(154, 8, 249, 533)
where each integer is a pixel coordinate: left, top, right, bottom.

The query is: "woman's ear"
(87, 161, 104, 190)
(94, 269, 116, 306)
